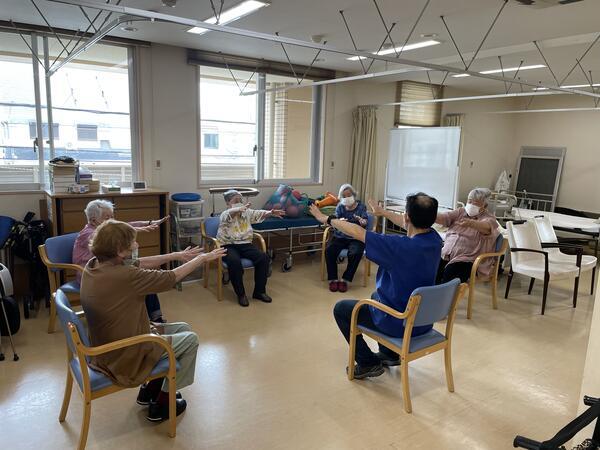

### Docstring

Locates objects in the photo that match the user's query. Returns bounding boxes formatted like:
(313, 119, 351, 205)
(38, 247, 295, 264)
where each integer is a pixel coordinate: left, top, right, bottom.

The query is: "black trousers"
(436, 259, 473, 284)
(325, 237, 365, 282)
(145, 294, 162, 321)
(223, 243, 269, 297)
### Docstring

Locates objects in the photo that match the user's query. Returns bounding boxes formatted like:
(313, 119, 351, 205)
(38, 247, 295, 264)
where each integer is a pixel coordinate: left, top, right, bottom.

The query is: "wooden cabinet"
(44, 189, 169, 257)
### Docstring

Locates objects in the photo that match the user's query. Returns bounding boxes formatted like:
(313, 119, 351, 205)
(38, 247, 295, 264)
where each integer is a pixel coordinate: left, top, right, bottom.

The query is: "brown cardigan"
(80, 258, 176, 387)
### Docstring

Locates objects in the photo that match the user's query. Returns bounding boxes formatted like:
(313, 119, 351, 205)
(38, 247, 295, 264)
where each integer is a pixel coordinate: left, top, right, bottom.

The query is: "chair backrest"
(44, 233, 79, 268)
(533, 216, 559, 244)
(506, 221, 544, 266)
(411, 278, 461, 327)
(202, 216, 220, 238)
(494, 233, 505, 253)
(55, 289, 91, 355)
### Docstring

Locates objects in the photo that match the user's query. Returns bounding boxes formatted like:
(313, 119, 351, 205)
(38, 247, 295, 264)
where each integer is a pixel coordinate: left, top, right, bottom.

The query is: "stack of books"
(49, 162, 78, 193)
(77, 167, 100, 192)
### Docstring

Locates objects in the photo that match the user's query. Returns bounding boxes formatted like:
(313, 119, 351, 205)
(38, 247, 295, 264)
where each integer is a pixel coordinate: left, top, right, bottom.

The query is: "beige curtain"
(349, 106, 377, 201)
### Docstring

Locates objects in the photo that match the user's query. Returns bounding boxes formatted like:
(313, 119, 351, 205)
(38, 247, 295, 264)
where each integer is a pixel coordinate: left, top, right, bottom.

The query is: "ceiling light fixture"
(187, 0, 269, 36)
(346, 39, 441, 61)
(534, 83, 600, 91)
(452, 64, 546, 78)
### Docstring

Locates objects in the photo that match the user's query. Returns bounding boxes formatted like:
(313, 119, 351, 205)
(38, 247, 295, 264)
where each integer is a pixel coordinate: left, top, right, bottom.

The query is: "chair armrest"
(203, 235, 221, 250)
(73, 329, 174, 358)
(321, 226, 332, 248)
(253, 232, 267, 253)
(50, 262, 84, 273)
(351, 298, 418, 321)
(510, 248, 549, 273)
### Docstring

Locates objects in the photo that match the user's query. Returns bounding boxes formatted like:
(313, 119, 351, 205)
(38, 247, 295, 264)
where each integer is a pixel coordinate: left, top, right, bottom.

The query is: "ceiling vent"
(514, 0, 584, 8)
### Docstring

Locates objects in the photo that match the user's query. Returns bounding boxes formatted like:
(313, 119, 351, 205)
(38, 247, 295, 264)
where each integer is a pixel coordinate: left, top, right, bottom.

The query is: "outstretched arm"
(309, 204, 366, 242)
(368, 199, 405, 228)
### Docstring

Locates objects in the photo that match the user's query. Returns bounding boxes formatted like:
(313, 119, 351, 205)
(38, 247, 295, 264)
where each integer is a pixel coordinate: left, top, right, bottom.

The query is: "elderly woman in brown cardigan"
(80, 219, 226, 422)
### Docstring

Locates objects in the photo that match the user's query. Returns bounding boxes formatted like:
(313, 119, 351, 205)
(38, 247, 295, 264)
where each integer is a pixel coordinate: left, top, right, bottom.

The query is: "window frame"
(197, 66, 325, 187)
(0, 29, 141, 191)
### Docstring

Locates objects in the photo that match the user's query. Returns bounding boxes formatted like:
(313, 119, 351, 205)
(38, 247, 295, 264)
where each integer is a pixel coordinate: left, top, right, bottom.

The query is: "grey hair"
(223, 189, 241, 203)
(338, 183, 356, 199)
(84, 199, 114, 223)
(468, 187, 492, 205)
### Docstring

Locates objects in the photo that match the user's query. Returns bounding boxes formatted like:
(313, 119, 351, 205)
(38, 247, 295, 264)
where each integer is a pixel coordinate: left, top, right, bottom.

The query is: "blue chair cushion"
(70, 357, 181, 392)
(171, 192, 201, 202)
(222, 258, 254, 269)
(60, 280, 81, 294)
(358, 326, 446, 354)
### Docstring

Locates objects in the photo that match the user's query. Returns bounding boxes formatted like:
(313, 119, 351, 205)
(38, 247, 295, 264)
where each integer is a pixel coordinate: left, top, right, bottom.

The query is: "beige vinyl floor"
(0, 258, 596, 450)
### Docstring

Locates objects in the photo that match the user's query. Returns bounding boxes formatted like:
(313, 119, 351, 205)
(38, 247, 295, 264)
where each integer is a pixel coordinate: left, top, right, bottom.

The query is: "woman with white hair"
(72, 199, 173, 322)
(325, 184, 369, 293)
(435, 187, 500, 284)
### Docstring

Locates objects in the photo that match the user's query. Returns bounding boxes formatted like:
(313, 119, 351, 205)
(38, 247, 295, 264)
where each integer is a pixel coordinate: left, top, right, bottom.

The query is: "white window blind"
(394, 80, 443, 127)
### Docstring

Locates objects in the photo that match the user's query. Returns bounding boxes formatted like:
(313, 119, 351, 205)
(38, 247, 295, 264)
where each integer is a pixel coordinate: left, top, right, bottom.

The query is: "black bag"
(0, 296, 20, 336)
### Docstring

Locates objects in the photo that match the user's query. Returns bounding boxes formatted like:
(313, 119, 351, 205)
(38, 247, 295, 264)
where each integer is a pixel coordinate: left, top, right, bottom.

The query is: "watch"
(148, 220, 152, 226)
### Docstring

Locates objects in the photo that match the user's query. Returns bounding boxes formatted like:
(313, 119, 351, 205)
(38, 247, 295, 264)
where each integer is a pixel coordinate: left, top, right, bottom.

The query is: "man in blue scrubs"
(310, 192, 442, 379)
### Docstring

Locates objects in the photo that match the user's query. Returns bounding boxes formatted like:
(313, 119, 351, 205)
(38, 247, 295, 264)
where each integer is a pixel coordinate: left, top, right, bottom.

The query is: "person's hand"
(354, 215, 368, 227)
(456, 218, 476, 228)
(199, 247, 227, 263)
(368, 199, 385, 217)
(153, 216, 169, 226)
(177, 246, 203, 262)
(269, 209, 286, 218)
(309, 203, 328, 224)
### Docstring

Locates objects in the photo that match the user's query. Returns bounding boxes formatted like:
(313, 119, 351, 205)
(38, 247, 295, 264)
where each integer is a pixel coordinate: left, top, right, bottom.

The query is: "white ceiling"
(2, 0, 600, 93)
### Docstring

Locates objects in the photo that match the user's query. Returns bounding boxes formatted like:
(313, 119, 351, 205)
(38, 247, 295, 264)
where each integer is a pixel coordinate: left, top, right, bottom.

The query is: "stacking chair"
(466, 234, 509, 319)
(533, 215, 597, 295)
(54, 290, 178, 450)
(201, 216, 267, 301)
(504, 221, 581, 315)
(39, 233, 83, 333)
(320, 213, 376, 287)
(348, 279, 467, 413)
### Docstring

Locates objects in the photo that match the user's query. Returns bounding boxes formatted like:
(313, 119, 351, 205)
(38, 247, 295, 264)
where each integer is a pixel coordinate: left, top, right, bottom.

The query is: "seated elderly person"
(80, 219, 226, 422)
(73, 199, 173, 322)
(325, 183, 369, 293)
(217, 189, 284, 307)
(435, 187, 500, 284)
(310, 193, 442, 379)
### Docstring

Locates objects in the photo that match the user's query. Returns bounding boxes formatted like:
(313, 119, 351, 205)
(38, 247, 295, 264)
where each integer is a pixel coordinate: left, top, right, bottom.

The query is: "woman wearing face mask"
(217, 190, 285, 307)
(325, 184, 369, 293)
(435, 187, 500, 284)
(80, 219, 226, 422)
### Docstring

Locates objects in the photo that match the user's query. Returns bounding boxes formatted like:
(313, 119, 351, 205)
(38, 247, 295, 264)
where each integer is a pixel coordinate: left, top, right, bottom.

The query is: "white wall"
(0, 192, 43, 220)
(512, 95, 600, 212)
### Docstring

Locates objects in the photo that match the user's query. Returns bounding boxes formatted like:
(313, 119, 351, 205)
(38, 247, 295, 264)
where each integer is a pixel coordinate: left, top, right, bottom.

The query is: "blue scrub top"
(365, 229, 442, 337)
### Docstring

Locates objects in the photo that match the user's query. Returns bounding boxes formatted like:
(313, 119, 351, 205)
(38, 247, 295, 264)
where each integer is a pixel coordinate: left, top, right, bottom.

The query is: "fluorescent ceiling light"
(534, 83, 600, 91)
(451, 64, 546, 78)
(346, 40, 441, 61)
(188, 0, 269, 35)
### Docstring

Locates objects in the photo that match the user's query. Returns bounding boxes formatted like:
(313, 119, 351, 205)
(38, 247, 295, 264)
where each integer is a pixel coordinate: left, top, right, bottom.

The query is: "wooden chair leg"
(466, 280, 474, 320)
(347, 330, 357, 381)
(444, 344, 455, 393)
(167, 373, 177, 438)
(401, 361, 412, 413)
(528, 278, 535, 295)
(541, 275, 549, 315)
(592, 267, 596, 295)
(48, 294, 57, 334)
(320, 246, 326, 282)
(491, 272, 499, 310)
(573, 275, 580, 308)
(77, 399, 91, 450)
(362, 257, 367, 287)
(504, 269, 513, 299)
(217, 265, 223, 302)
(59, 371, 73, 422)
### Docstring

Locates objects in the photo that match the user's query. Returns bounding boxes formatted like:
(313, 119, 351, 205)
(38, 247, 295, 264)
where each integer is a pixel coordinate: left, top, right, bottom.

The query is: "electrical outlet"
(155, 159, 161, 170)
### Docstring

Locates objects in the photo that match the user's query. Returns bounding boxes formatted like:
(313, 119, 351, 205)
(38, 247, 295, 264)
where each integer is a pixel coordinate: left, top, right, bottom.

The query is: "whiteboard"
(385, 127, 461, 209)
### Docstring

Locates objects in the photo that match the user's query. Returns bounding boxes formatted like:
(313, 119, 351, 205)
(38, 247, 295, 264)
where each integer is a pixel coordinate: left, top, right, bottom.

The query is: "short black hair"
(405, 192, 438, 229)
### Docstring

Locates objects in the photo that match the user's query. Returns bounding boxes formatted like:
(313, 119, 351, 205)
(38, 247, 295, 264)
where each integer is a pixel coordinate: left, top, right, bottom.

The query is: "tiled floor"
(0, 259, 595, 449)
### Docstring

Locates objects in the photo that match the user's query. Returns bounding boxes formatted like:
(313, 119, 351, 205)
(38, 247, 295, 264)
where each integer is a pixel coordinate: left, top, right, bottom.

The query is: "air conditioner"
(514, 0, 584, 8)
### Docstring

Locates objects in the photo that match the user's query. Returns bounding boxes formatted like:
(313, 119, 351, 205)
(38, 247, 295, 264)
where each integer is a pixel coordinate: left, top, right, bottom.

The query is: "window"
(29, 122, 60, 140)
(203, 133, 219, 149)
(0, 30, 136, 188)
(198, 66, 324, 184)
(394, 81, 443, 127)
(76, 124, 98, 141)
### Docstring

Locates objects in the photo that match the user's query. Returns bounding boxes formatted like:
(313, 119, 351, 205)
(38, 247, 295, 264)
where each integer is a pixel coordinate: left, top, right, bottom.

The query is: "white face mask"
(123, 247, 139, 266)
(341, 196, 355, 206)
(465, 203, 480, 217)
